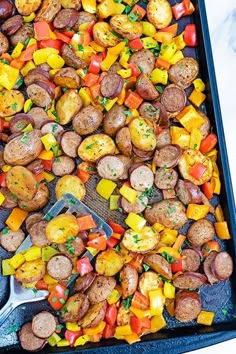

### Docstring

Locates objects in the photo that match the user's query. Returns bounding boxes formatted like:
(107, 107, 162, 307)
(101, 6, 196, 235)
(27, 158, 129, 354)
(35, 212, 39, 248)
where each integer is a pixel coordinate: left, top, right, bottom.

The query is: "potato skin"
(18, 183, 49, 211)
(6, 166, 38, 201)
(78, 134, 116, 162)
(0, 90, 24, 117)
(86, 276, 116, 304)
(103, 104, 126, 137)
(46, 213, 79, 244)
(56, 89, 83, 125)
(110, 15, 142, 40)
(116, 127, 132, 157)
(129, 118, 156, 152)
(120, 264, 138, 299)
(55, 175, 86, 201)
(95, 249, 124, 276)
(60, 293, 89, 322)
(168, 57, 199, 89)
(93, 22, 120, 48)
(15, 259, 46, 284)
(60, 0, 81, 10)
(72, 105, 103, 136)
(54, 68, 80, 89)
(78, 300, 107, 328)
(144, 254, 172, 280)
(147, 0, 172, 29)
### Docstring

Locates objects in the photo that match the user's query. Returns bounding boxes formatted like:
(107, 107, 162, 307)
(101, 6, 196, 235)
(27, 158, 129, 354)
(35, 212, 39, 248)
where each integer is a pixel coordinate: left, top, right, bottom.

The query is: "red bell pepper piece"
(87, 21, 96, 36)
(128, 62, 142, 77)
(35, 279, 48, 291)
(202, 182, 214, 199)
(87, 235, 107, 250)
(77, 214, 97, 231)
(130, 316, 142, 335)
(62, 30, 75, 38)
(107, 220, 125, 235)
(76, 256, 93, 276)
(106, 304, 117, 326)
(189, 162, 207, 180)
(161, 23, 178, 36)
(130, 4, 146, 20)
(39, 39, 62, 50)
(124, 90, 143, 109)
(89, 83, 103, 105)
(65, 329, 83, 347)
(131, 291, 149, 310)
(42, 159, 54, 171)
(77, 168, 90, 183)
(172, 2, 186, 20)
(84, 73, 99, 87)
(19, 43, 38, 61)
(54, 31, 71, 44)
(106, 236, 119, 248)
(184, 24, 197, 47)
(48, 283, 69, 310)
(200, 133, 218, 153)
(88, 54, 103, 74)
(103, 324, 115, 339)
(34, 21, 53, 40)
(171, 258, 184, 273)
(129, 38, 143, 50)
(0, 172, 7, 188)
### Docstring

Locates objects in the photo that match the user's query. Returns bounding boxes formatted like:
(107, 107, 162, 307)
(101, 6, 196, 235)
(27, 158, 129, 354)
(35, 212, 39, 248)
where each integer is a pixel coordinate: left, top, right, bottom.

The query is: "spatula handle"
(0, 300, 16, 327)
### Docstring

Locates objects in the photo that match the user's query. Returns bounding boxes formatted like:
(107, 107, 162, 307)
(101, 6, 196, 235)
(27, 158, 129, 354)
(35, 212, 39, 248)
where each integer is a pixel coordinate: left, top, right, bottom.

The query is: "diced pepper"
(11, 43, 24, 59)
(104, 97, 118, 111)
(163, 282, 175, 299)
(112, 2, 125, 14)
(129, 306, 150, 319)
(124, 332, 140, 344)
(43, 273, 58, 285)
(108, 220, 125, 235)
(141, 21, 156, 36)
(39, 39, 62, 51)
(107, 288, 121, 304)
(64, 329, 83, 347)
(150, 314, 167, 333)
(43, 171, 55, 182)
(157, 246, 181, 259)
(161, 23, 178, 36)
(155, 57, 171, 70)
(10, 59, 24, 70)
(207, 149, 218, 162)
(176, 105, 205, 132)
(23, 12, 36, 22)
(33, 48, 59, 65)
(193, 78, 205, 92)
(202, 182, 214, 199)
(74, 335, 90, 346)
(171, 258, 183, 273)
(154, 31, 174, 44)
(186, 204, 210, 220)
(84, 321, 106, 335)
(189, 128, 202, 150)
(81, 0, 96, 13)
(20, 60, 35, 77)
(141, 37, 158, 49)
(48, 333, 62, 347)
(149, 288, 165, 316)
(77, 168, 90, 183)
(124, 90, 143, 109)
(101, 53, 118, 71)
(9, 253, 25, 269)
(34, 21, 55, 40)
(152, 223, 164, 232)
(0, 63, 19, 90)
(119, 50, 130, 69)
(150, 68, 168, 85)
(24, 246, 42, 261)
(159, 42, 177, 61)
(197, 310, 215, 326)
(200, 133, 218, 153)
(47, 54, 65, 69)
(211, 174, 221, 194)
(119, 184, 138, 204)
(189, 89, 206, 107)
(214, 221, 231, 240)
(35, 279, 48, 290)
(96, 178, 117, 200)
(88, 54, 103, 74)
(42, 246, 58, 262)
(172, 2, 186, 20)
(174, 32, 186, 50)
(168, 50, 184, 64)
(117, 68, 132, 78)
(76, 256, 93, 276)
(0, 191, 5, 206)
(160, 228, 178, 246)
(106, 304, 118, 326)
(97, 0, 116, 18)
(54, 31, 71, 44)
(6, 207, 28, 232)
(166, 300, 175, 316)
(125, 212, 146, 232)
(172, 234, 186, 250)
(215, 205, 224, 222)
(131, 291, 149, 310)
(23, 98, 33, 113)
(41, 133, 57, 151)
(87, 235, 107, 250)
(202, 240, 221, 258)
(184, 24, 197, 47)
(170, 126, 190, 149)
(77, 215, 96, 231)
(0, 172, 7, 187)
(109, 195, 120, 210)
(115, 325, 132, 337)
(1, 164, 11, 173)
(77, 87, 90, 107)
(189, 162, 207, 180)
(57, 339, 70, 347)
(66, 323, 81, 332)
(48, 283, 69, 310)
(2, 259, 15, 275)
(130, 4, 146, 20)
(103, 324, 115, 339)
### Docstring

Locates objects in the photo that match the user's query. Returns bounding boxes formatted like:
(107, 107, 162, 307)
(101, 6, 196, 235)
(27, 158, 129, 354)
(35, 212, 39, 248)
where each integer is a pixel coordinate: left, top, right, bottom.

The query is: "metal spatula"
(0, 193, 113, 326)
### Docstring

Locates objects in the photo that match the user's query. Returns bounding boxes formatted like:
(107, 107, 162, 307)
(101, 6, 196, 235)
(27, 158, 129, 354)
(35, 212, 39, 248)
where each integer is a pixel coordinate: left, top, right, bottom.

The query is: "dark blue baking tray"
(1, 0, 236, 353)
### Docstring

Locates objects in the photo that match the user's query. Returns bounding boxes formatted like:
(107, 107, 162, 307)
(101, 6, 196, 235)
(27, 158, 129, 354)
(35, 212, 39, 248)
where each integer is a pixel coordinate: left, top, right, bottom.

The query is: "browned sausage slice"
(47, 254, 73, 280)
(60, 293, 90, 322)
(97, 155, 124, 181)
(211, 251, 233, 281)
(169, 57, 199, 89)
(29, 220, 50, 248)
(152, 101, 170, 128)
(100, 73, 123, 99)
(203, 250, 219, 285)
(154, 144, 182, 168)
(58, 236, 85, 257)
(1, 15, 23, 35)
(25, 213, 44, 233)
(173, 272, 207, 290)
(60, 131, 82, 158)
(53, 9, 79, 29)
(132, 147, 154, 162)
(187, 219, 215, 247)
(10, 23, 34, 47)
(19, 322, 47, 352)
(28, 107, 49, 129)
(52, 155, 75, 176)
(176, 179, 202, 205)
(138, 102, 161, 122)
(24, 68, 50, 87)
(116, 155, 133, 180)
(0, 0, 14, 20)
(156, 128, 171, 149)
(27, 82, 54, 108)
(35, 0, 61, 23)
(161, 84, 186, 113)
(144, 254, 172, 280)
(174, 290, 201, 322)
(129, 49, 155, 75)
(72, 11, 96, 32)
(41, 121, 64, 137)
(0, 228, 25, 252)
(86, 276, 116, 304)
(0, 32, 9, 55)
(136, 73, 159, 100)
(0, 187, 18, 209)
(121, 192, 148, 214)
(74, 272, 97, 292)
(182, 248, 201, 272)
(103, 104, 126, 137)
(72, 105, 103, 135)
(18, 183, 49, 212)
(198, 110, 210, 138)
(32, 311, 57, 339)
(61, 43, 86, 69)
(154, 167, 178, 190)
(9, 113, 35, 134)
(130, 164, 154, 192)
(116, 127, 132, 157)
(78, 300, 107, 328)
(26, 159, 44, 175)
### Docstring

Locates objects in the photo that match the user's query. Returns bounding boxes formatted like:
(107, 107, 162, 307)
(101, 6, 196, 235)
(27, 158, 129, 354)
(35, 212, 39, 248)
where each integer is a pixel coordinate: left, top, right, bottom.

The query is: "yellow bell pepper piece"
(27, 38, 37, 48)
(96, 178, 117, 200)
(0, 63, 19, 90)
(74, 335, 90, 346)
(211, 174, 221, 194)
(24, 246, 42, 261)
(168, 50, 184, 65)
(157, 246, 181, 259)
(21, 60, 35, 77)
(113, 2, 126, 14)
(78, 87, 91, 107)
(141, 22, 156, 36)
(154, 32, 174, 44)
(150, 314, 167, 333)
(160, 228, 178, 246)
(124, 332, 140, 344)
(215, 205, 224, 222)
(76, 45, 95, 64)
(164, 282, 175, 299)
(86, 246, 99, 257)
(186, 204, 210, 220)
(33, 48, 59, 65)
(193, 78, 205, 92)
(174, 32, 186, 50)
(11, 42, 24, 59)
(214, 221, 231, 240)
(212, 161, 219, 176)
(38, 150, 54, 160)
(115, 325, 132, 337)
(47, 54, 65, 69)
(6, 208, 28, 232)
(176, 105, 205, 132)
(141, 37, 158, 49)
(23, 12, 36, 22)
(0, 191, 5, 206)
(22, 123, 33, 133)
(104, 97, 118, 111)
(101, 53, 118, 71)
(84, 321, 106, 335)
(152, 223, 165, 232)
(107, 288, 121, 304)
(159, 42, 177, 61)
(130, 306, 150, 319)
(123, 0, 138, 5)
(166, 300, 175, 317)
(90, 41, 105, 52)
(9, 253, 25, 269)
(77, 68, 87, 79)
(41, 133, 57, 151)
(125, 213, 146, 232)
(170, 126, 190, 149)
(119, 50, 130, 68)
(109, 41, 126, 56)
(2, 164, 11, 172)
(206, 148, 218, 162)
(42, 246, 58, 262)
(47, 333, 61, 347)
(189, 89, 206, 107)
(78, 22, 90, 31)
(149, 288, 165, 316)
(2, 259, 15, 275)
(109, 195, 120, 210)
(130, 108, 139, 117)
(189, 128, 202, 150)
(81, 0, 96, 13)
(66, 322, 81, 331)
(24, 98, 33, 113)
(150, 68, 168, 85)
(197, 310, 215, 326)
(117, 68, 132, 78)
(97, 0, 116, 18)
(43, 273, 58, 285)
(57, 339, 70, 347)
(43, 171, 55, 182)
(119, 184, 138, 204)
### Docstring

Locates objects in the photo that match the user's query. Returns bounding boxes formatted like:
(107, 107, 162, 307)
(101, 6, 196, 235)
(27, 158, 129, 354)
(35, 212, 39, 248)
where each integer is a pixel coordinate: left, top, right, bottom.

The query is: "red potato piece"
(116, 127, 132, 157)
(28, 107, 49, 129)
(182, 248, 201, 272)
(72, 105, 103, 135)
(154, 167, 178, 190)
(153, 144, 182, 168)
(174, 290, 201, 322)
(25, 213, 44, 233)
(60, 131, 82, 158)
(130, 164, 154, 192)
(129, 49, 155, 75)
(1, 15, 23, 35)
(168, 57, 199, 89)
(120, 264, 138, 299)
(54, 67, 80, 89)
(32, 311, 57, 339)
(29, 220, 50, 248)
(160, 84, 186, 113)
(0, 228, 25, 252)
(53, 8, 79, 29)
(203, 250, 219, 285)
(60, 293, 90, 322)
(156, 128, 171, 149)
(136, 74, 159, 101)
(19, 322, 47, 352)
(61, 43, 86, 69)
(211, 251, 233, 281)
(52, 155, 75, 176)
(173, 272, 207, 290)
(97, 155, 124, 181)
(121, 192, 148, 214)
(117, 303, 131, 326)
(187, 219, 215, 247)
(78, 300, 107, 328)
(86, 276, 116, 304)
(47, 254, 73, 280)
(0, 187, 18, 209)
(58, 236, 85, 257)
(0, 32, 9, 55)
(116, 155, 133, 180)
(74, 272, 97, 292)
(176, 179, 202, 205)
(100, 74, 123, 99)
(144, 254, 172, 280)
(138, 271, 162, 297)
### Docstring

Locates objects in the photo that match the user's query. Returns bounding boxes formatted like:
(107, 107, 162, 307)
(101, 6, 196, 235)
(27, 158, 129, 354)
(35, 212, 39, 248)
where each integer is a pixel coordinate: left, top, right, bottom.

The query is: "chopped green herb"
(158, 275, 171, 283)
(0, 58, 10, 64)
(193, 143, 198, 149)
(56, 324, 64, 330)
(32, 288, 38, 293)
(1, 228, 9, 234)
(123, 295, 133, 310)
(133, 234, 141, 243)
(111, 30, 121, 37)
(16, 77, 24, 88)
(20, 132, 29, 145)
(99, 97, 108, 105)
(123, 110, 132, 116)
(118, 207, 123, 213)
(61, 87, 68, 93)
(45, 214, 52, 221)
(66, 27, 72, 31)
(188, 288, 195, 291)
(64, 289, 69, 296)
(128, 13, 139, 22)
(59, 298, 66, 304)
(11, 102, 18, 111)
(222, 308, 228, 316)
(162, 251, 175, 263)
(115, 244, 121, 252)
(24, 37, 31, 46)
(124, 5, 132, 14)
(7, 324, 21, 335)
(143, 263, 150, 271)
(156, 85, 164, 93)
(78, 44, 84, 51)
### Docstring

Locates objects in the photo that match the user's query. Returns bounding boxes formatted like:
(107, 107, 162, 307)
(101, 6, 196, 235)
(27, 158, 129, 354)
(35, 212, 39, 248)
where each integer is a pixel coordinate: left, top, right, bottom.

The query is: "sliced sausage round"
(60, 131, 82, 158)
(138, 102, 161, 122)
(97, 155, 124, 181)
(60, 293, 90, 323)
(19, 322, 47, 352)
(0, 0, 14, 20)
(154, 167, 178, 190)
(78, 300, 107, 328)
(144, 254, 172, 280)
(0, 150, 5, 170)
(108, 62, 123, 75)
(74, 272, 97, 293)
(25, 213, 44, 233)
(116, 127, 132, 157)
(203, 250, 219, 285)
(86, 276, 116, 304)
(0, 32, 9, 55)
(61, 43, 86, 69)
(161, 84, 186, 113)
(27, 82, 53, 108)
(9, 113, 34, 134)
(100, 73, 123, 99)
(53, 9, 79, 29)
(132, 147, 154, 161)
(198, 110, 210, 139)
(211, 251, 233, 281)
(121, 191, 148, 214)
(182, 248, 201, 272)
(174, 290, 201, 322)
(130, 164, 154, 192)
(32, 311, 57, 339)
(29, 220, 50, 248)
(176, 179, 202, 205)
(156, 128, 171, 149)
(154, 144, 182, 168)
(58, 236, 85, 257)
(187, 219, 215, 247)
(144, 199, 187, 230)
(28, 107, 49, 129)
(120, 264, 138, 299)
(136, 73, 159, 101)
(72, 11, 96, 32)
(47, 254, 73, 280)
(1, 14, 23, 35)
(52, 155, 75, 176)
(0, 228, 25, 252)
(129, 49, 155, 75)
(24, 68, 49, 87)
(116, 155, 133, 180)
(152, 101, 170, 128)
(72, 105, 103, 135)
(26, 159, 44, 175)
(10, 23, 34, 47)
(0, 187, 17, 209)
(103, 104, 126, 137)
(41, 121, 64, 138)
(173, 272, 207, 290)
(169, 57, 199, 89)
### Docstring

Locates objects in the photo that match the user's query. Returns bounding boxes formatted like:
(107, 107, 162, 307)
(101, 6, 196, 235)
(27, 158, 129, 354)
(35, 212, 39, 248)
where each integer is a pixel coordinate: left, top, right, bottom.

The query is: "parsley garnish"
(162, 251, 176, 263)
(125, 5, 132, 14)
(11, 102, 18, 111)
(20, 132, 29, 145)
(1, 228, 9, 234)
(143, 263, 150, 271)
(128, 13, 139, 22)
(123, 295, 133, 310)
(156, 85, 164, 93)
(99, 97, 108, 105)
(78, 44, 84, 51)
(123, 110, 132, 116)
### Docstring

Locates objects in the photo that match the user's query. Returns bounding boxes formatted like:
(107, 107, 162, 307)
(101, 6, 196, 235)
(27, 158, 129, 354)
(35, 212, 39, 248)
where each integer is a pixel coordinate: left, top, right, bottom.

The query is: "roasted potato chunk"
(120, 264, 138, 299)
(138, 271, 163, 297)
(15, 259, 46, 284)
(46, 213, 79, 243)
(93, 22, 120, 48)
(122, 227, 160, 253)
(110, 15, 143, 40)
(0, 90, 24, 117)
(6, 166, 38, 201)
(78, 301, 107, 328)
(60, 293, 89, 322)
(95, 249, 124, 276)
(129, 118, 156, 152)
(147, 0, 172, 29)
(78, 134, 116, 163)
(56, 89, 83, 125)
(55, 175, 86, 201)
